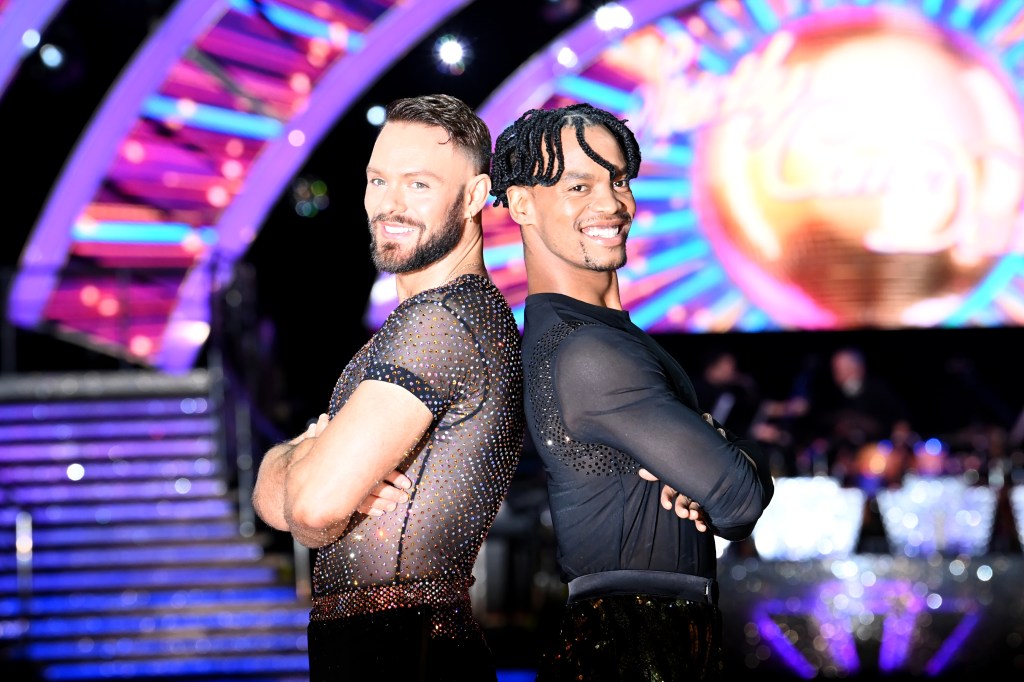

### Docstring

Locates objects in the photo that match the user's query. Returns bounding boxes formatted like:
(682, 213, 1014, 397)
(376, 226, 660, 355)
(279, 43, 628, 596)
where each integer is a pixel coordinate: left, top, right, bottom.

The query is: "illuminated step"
(0, 566, 281, 595)
(6, 478, 226, 505)
(19, 607, 310, 638)
(0, 542, 264, 571)
(0, 586, 303, 617)
(0, 397, 210, 423)
(0, 520, 240, 549)
(0, 499, 234, 526)
(0, 438, 216, 463)
(0, 417, 216, 442)
(24, 632, 307, 661)
(40, 653, 309, 680)
(0, 458, 220, 485)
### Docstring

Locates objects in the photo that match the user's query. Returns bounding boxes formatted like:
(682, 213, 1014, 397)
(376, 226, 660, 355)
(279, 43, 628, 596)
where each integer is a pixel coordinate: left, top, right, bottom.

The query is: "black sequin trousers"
(307, 605, 497, 682)
(536, 594, 724, 682)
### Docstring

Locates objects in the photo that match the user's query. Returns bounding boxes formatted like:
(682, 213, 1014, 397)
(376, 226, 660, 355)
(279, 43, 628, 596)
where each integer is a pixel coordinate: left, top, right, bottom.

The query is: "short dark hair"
(490, 103, 642, 208)
(383, 94, 491, 175)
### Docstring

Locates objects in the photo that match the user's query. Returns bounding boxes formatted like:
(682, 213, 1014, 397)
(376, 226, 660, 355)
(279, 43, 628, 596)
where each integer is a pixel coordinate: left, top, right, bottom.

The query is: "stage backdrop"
(366, 0, 1024, 334)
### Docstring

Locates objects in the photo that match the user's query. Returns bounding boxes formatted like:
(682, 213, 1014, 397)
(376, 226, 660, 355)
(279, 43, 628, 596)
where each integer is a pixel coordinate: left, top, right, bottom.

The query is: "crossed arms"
(251, 379, 431, 548)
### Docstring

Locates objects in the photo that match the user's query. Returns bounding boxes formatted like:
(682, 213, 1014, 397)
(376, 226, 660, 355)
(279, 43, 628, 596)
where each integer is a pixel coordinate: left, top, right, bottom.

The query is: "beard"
(582, 249, 627, 272)
(580, 212, 631, 272)
(369, 191, 466, 274)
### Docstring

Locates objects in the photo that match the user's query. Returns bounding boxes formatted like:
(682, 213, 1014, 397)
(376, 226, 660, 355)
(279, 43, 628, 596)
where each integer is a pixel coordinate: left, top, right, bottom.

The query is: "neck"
(523, 245, 623, 309)
(524, 263, 623, 309)
(393, 223, 487, 301)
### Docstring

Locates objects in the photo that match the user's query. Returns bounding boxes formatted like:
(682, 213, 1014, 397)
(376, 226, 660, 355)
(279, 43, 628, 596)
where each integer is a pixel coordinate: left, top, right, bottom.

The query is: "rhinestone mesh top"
(310, 274, 524, 634)
(522, 293, 774, 582)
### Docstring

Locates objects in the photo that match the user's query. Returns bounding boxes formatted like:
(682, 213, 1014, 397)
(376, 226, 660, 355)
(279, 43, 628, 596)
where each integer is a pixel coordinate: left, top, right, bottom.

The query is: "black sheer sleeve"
(362, 298, 477, 420)
(555, 325, 773, 540)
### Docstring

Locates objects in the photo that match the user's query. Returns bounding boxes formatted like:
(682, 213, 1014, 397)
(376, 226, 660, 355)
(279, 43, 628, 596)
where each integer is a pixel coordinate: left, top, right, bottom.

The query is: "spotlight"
(366, 105, 386, 126)
(39, 43, 64, 69)
(435, 34, 468, 75)
(594, 3, 633, 32)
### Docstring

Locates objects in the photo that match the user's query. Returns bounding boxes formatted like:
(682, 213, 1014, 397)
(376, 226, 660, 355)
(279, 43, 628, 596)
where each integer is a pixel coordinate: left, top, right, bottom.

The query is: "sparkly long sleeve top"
(310, 275, 524, 632)
(522, 293, 774, 582)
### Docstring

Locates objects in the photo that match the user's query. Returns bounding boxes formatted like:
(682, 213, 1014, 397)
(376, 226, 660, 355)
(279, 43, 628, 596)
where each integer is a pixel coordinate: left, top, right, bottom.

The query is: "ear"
(464, 173, 492, 218)
(506, 185, 534, 228)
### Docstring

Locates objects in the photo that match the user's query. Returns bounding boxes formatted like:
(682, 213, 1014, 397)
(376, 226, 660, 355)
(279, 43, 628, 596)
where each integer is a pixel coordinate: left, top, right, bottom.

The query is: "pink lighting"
(225, 138, 244, 157)
(8, 0, 472, 371)
(129, 335, 154, 357)
(97, 298, 120, 318)
(206, 185, 230, 208)
(221, 159, 244, 180)
(289, 72, 312, 94)
(123, 140, 145, 164)
(80, 285, 100, 307)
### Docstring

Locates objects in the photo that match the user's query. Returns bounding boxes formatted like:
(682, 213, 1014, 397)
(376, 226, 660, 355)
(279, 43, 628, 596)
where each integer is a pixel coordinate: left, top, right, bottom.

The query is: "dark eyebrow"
(561, 170, 598, 183)
(366, 166, 445, 182)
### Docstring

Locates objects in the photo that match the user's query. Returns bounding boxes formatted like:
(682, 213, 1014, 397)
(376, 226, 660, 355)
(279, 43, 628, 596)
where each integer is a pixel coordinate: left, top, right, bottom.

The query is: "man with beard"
(490, 103, 774, 681)
(252, 94, 524, 681)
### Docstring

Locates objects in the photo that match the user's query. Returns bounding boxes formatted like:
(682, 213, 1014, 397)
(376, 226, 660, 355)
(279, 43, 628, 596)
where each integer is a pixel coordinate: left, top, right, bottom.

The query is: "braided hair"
(490, 103, 642, 208)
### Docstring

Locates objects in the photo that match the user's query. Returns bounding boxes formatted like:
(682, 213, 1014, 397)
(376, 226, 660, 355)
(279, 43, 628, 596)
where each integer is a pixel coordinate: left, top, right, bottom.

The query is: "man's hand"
(357, 470, 413, 517)
(638, 468, 709, 533)
(291, 413, 414, 518)
(290, 413, 329, 445)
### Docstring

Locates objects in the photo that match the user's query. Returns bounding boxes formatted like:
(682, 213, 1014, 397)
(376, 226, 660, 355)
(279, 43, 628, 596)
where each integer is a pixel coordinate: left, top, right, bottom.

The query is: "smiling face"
(523, 124, 636, 273)
(365, 121, 475, 274)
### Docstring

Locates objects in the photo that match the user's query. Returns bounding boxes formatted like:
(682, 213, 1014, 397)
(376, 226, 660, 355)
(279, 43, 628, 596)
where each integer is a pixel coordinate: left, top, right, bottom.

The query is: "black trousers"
(536, 572, 724, 682)
(307, 606, 498, 682)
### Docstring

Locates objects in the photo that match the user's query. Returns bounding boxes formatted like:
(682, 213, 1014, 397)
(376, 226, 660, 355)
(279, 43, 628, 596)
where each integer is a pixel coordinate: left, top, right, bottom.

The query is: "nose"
(591, 181, 629, 214)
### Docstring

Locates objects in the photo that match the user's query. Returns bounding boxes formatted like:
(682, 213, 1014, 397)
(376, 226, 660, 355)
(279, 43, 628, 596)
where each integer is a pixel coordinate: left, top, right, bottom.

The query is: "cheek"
(621, 192, 637, 214)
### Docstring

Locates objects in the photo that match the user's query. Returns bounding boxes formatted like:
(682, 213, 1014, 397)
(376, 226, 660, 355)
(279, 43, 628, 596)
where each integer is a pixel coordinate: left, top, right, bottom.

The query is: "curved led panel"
(367, 0, 1024, 334)
(7, 0, 472, 372)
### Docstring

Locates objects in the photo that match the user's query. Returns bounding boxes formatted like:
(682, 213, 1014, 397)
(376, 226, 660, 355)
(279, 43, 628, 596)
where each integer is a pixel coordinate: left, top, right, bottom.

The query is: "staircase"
(0, 370, 311, 681)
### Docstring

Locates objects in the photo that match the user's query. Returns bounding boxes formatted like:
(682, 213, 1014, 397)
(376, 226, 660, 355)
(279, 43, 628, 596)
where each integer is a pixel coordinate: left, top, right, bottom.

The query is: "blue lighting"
(745, 0, 781, 32)
(142, 95, 284, 140)
(628, 177, 692, 200)
(630, 266, 724, 329)
(622, 240, 711, 280)
(696, 45, 730, 73)
(630, 209, 698, 237)
(553, 75, 640, 113)
(977, 0, 1024, 42)
(945, 255, 1024, 326)
(645, 144, 693, 167)
(228, 0, 365, 50)
(72, 221, 218, 246)
(702, 4, 749, 51)
(0, 567, 282, 599)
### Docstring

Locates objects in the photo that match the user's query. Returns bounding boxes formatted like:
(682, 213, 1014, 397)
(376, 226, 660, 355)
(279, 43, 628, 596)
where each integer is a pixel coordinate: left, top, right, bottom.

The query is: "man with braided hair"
(491, 103, 774, 680)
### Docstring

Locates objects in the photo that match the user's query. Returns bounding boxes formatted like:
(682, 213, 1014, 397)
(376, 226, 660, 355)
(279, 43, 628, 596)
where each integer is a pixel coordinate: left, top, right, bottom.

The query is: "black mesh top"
(310, 274, 524, 632)
(523, 293, 774, 582)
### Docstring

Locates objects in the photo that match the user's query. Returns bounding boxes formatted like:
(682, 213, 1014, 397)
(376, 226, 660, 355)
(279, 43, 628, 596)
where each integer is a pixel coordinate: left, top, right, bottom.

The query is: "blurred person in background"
(812, 346, 914, 485)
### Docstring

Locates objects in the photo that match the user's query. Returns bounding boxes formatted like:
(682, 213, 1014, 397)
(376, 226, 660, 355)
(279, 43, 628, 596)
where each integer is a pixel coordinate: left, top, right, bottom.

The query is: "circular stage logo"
(682, 9, 1024, 328)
